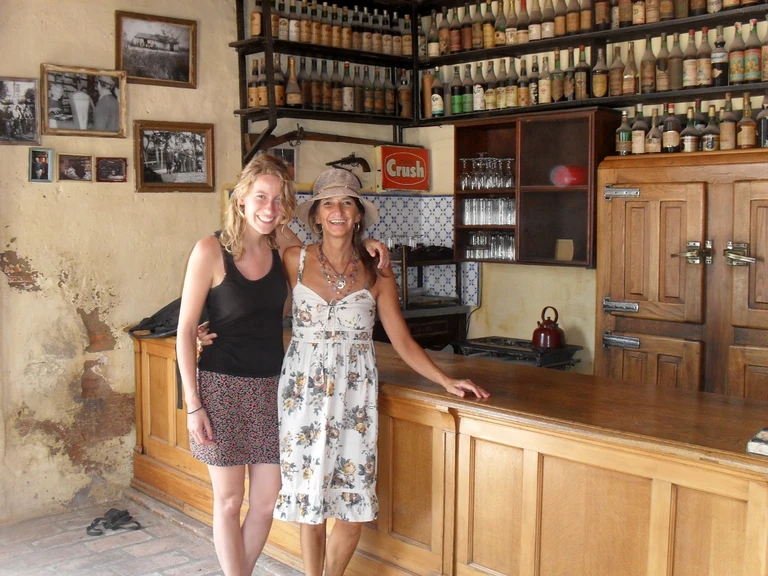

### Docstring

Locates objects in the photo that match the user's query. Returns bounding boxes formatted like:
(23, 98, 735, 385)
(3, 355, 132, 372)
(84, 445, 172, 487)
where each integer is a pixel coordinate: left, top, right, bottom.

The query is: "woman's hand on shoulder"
(442, 377, 490, 399)
(363, 237, 390, 269)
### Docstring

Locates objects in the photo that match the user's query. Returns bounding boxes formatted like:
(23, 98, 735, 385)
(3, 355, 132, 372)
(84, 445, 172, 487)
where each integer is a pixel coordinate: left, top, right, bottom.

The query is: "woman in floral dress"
(274, 168, 489, 576)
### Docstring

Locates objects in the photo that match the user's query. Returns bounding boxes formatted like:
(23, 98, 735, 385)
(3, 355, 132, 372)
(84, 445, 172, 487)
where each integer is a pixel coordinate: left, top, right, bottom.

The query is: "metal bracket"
(604, 185, 640, 200)
(602, 331, 641, 350)
(724, 241, 756, 266)
(602, 298, 640, 314)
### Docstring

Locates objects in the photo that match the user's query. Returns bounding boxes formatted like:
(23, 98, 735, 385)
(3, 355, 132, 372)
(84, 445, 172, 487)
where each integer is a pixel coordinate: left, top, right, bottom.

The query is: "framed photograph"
(134, 120, 214, 192)
(96, 157, 128, 182)
(29, 148, 53, 182)
(267, 145, 298, 182)
(0, 77, 40, 145)
(57, 154, 93, 182)
(116, 11, 197, 89)
(41, 64, 127, 138)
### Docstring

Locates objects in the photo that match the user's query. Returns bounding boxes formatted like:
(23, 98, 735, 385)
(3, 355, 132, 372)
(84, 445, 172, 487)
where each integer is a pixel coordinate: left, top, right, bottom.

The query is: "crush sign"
(375, 146, 430, 191)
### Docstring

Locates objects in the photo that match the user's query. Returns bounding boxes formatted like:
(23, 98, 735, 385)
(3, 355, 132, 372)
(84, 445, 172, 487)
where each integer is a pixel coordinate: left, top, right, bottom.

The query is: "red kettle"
(532, 306, 566, 350)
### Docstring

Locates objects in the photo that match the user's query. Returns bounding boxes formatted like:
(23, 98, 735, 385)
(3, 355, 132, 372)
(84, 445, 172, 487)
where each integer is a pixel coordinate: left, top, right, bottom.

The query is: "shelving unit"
(390, 245, 461, 309)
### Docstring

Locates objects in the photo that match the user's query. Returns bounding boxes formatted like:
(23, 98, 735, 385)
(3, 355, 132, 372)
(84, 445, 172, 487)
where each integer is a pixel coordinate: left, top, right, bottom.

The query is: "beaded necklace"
(316, 242, 359, 299)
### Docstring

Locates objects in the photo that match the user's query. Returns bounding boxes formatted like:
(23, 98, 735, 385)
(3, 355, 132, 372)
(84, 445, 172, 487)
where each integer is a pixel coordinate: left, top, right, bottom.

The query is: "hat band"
(316, 184, 360, 196)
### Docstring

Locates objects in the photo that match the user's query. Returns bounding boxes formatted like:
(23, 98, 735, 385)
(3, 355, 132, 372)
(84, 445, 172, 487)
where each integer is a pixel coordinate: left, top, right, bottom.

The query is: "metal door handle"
(724, 242, 756, 266)
(671, 249, 701, 259)
(670, 241, 711, 265)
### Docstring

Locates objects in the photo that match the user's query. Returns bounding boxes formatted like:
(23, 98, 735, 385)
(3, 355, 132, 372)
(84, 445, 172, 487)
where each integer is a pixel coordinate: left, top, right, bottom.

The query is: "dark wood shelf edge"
(457, 258, 590, 267)
(519, 186, 589, 192)
(455, 225, 517, 230)
(234, 107, 416, 126)
(454, 188, 517, 195)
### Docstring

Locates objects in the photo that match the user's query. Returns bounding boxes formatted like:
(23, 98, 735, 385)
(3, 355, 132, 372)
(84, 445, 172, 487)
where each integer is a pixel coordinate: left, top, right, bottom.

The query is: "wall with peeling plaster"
(0, 0, 240, 524)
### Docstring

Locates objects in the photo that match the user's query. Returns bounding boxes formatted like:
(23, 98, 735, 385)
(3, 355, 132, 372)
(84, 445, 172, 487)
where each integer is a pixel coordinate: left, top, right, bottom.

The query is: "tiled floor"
(0, 488, 302, 576)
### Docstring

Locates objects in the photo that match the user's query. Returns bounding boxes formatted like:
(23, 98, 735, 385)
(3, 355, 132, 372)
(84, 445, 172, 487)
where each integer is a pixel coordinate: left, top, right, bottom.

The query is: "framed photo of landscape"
(40, 64, 127, 138)
(134, 120, 214, 192)
(115, 11, 197, 89)
(0, 77, 40, 145)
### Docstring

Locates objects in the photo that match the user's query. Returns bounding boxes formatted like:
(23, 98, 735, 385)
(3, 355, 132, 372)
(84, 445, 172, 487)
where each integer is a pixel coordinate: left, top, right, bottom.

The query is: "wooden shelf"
(455, 225, 517, 230)
(455, 188, 516, 195)
(520, 186, 589, 193)
(235, 106, 415, 126)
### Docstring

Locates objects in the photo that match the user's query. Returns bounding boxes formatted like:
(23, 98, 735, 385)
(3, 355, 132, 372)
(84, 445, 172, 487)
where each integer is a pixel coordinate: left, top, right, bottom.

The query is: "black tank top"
(197, 239, 287, 378)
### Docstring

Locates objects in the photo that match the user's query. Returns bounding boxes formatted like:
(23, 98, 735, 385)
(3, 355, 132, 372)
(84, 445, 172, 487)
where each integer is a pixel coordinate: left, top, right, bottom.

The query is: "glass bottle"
(371, 8, 383, 53)
(694, 98, 708, 133)
(662, 103, 681, 152)
(439, 6, 451, 54)
(632, 0, 645, 25)
(402, 14, 413, 57)
(551, 48, 565, 102)
(381, 9, 392, 54)
(451, 66, 463, 113)
(690, 0, 707, 14)
(720, 93, 737, 149)
(618, 0, 632, 27)
(310, 0, 321, 45)
(729, 22, 745, 86)
(497, 59, 508, 108)
(539, 57, 552, 104)
(273, 55, 286, 106)
(331, 4, 342, 48)
(763, 15, 768, 83)
(656, 32, 670, 91)
(310, 58, 322, 110)
(299, 1, 312, 43)
(668, 32, 684, 91)
(495, 0, 508, 45)
(701, 104, 720, 151)
(529, 0, 543, 41)
(542, 0, 556, 38)
(646, 107, 662, 153)
(278, 0, 290, 41)
(517, 0, 530, 44)
(251, 0, 263, 37)
(340, 61, 354, 111)
(351, 5, 362, 50)
(682, 30, 698, 89)
(319, 1, 331, 46)
(566, 0, 581, 34)
(631, 104, 648, 154)
(611, 0, 620, 28)
(473, 62, 486, 110)
(555, 0, 568, 36)
(659, 0, 674, 20)
(623, 42, 638, 94)
(353, 64, 364, 113)
(421, 68, 434, 119)
(757, 91, 768, 147)
(575, 45, 591, 99)
(737, 93, 757, 148)
(518, 57, 531, 106)
(723, 0, 739, 9)
(288, 0, 301, 42)
(680, 107, 700, 152)
(375, 67, 386, 115)
(269, 0, 280, 38)
(506, 0, 518, 44)
(609, 46, 625, 97)
(645, 0, 660, 22)
(711, 25, 728, 86)
(616, 110, 632, 155)
(744, 19, 761, 84)
(472, 0, 484, 48)
(592, 47, 609, 97)
(330, 60, 343, 111)
(361, 7, 372, 51)
(462, 3, 475, 50)
(482, 0, 495, 47)
(247, 59, 260, 108)
(395, 69, 411, 118)
(595, 0, 610, 29)
(363, 66, 374, 113)
(432, 67, 445, 116)
(256, 57, 269, 107)
(564, 46, 576, 101)
(640, 35, 656, 93)
(697, 27, 712, 87)
(320, 59, 332, 111)
(392, 11, 403, 56)
(529, 55, 540, 105)
(707, 0, 723, 11)
(507, 57, 520, 107)
(463, 64, 474, 112)
(384, 68, 396, 116)
(485, 60, 498, 109)
(581, 0, 592, 31)
(298, 57, 311, 109)
(419, 21, 427, 59)
(450, 7, 463, 52)
(674, 0, 688, 18)
(427, 10, 440, 57)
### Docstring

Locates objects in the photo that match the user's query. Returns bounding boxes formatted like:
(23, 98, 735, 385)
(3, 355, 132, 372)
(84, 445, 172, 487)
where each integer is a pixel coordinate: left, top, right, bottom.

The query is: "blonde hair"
(220, 153, 296, 259)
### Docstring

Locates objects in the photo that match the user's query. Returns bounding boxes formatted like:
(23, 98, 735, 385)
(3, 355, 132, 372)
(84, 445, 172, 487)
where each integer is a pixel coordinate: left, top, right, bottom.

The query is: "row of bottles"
(246, 55, 413, 118)
(615, 91, 768, 154)
(420, 0, 767, 58)
(249, 0, 414, 57)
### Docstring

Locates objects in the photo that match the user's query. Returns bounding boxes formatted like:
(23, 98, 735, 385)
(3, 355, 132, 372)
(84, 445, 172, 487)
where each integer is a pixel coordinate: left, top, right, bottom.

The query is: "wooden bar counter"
(130, 333, 768, 576)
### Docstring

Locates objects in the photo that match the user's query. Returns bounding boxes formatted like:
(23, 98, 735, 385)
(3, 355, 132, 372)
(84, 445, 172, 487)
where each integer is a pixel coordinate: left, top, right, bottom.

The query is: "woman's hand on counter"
(442, 377, 490, 399)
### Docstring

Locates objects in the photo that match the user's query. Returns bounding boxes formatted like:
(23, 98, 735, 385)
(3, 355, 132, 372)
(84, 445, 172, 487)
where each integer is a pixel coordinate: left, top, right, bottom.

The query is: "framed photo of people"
(115, 11, 197, 89)
(96, 157, 128, 183)
(40, 64, 127, 138)
(57, 154, 93, 182)
(0, 77, 40, 145)
(29, 148, 53, 182)
(134, 120, 214, 192)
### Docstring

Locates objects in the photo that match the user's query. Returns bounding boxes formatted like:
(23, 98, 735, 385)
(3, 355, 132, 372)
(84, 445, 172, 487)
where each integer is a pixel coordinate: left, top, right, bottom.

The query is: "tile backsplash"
(289, 192, 480, 306)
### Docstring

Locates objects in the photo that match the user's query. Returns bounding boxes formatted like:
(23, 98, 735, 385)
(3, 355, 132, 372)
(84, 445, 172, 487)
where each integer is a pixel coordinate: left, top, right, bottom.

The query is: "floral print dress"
(274, 247, 379, 525)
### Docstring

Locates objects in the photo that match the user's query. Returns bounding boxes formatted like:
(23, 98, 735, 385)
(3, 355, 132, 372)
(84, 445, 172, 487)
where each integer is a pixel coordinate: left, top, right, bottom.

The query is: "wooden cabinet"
(455, 107, 620, 267)
(596, 150, 768, 396)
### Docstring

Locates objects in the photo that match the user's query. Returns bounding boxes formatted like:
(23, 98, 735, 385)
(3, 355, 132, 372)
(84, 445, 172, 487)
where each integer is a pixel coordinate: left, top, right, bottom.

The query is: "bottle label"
(483, 24, 495, 48)
(311, 22, 321, 44)
(631, 130, 645, 154)
(707, 0, 722, 9)
(662, 131, 679, 148)
(372, 33, 383, 53)
(362, 31, 372, 51)
(342, 28, 353, 49)
(506, 85, 518, 107)
(646, 135, 661, 153)
(322, 83, 332, 107)
(463, 92, 474, 112)
(516, 29, 529, 44)
(702, 134, 719, 151)
(656, 69, 669, 92)
(551, 77, 564, 102)
(439, 30, 450, 53)
(659, 0, 674, 17)
(375, 91, 385, 114)
(744, 49, 761, 83)
(402, 34, 412, 56)
(738, 125, 756, 148)
(257, 85, 269, 106)
(632, 2, 645, 24)
(616, 133, 632, 154)
(271, 14, 280, 37)
(609, 70, 622, 96)
(554, 15, 566, 37)
(566, 74, 576, 100)
(723, 0, 738, 6)
(580, 9, 592, 30)
(720, 123, 735, 150)
(529, 24, 542, 41)
(622, 75, 637, 95)
(451, 30, 463, 52)
(289, 20, 301, 41)
(682, 60, 697, 87)
(342, 87, 354, 111)
(681, 135, 699, 152)
(592, 73, 607, 97)
(248, 86, 259, 108)
(696, 58, 712, 86)
(364, 92, 374, 112)
(518, 86, 530, 106)
(618, 0, 632, 22)
(287, 91, 303, 106)
(566, 12, 580, 32)
(452, 94, 463, 114)
(278, 18, 289, 40)
(539, 79, 551, 103)
(311, 82, 322, 108)
(641, 62, 655, 91)
(250, 12, 262, 36)
(729, 51, 744, 84)
(595, 3, 610, 24)
(331, 87, 343, 111)
(300, 20, 312, 42)
(385, 90, 395, 115)
(332, 26, 342, 48)
(473, 85, 485, 110)
(484, 87, 497, 110)
(645, 0, 660, 21)
(472, 23, 483, 48)
(505, 28, 517, 45)
(321, 24, 332, 45)
(494, 30, 507, 45)
(431, 93, 444, 115)
(382, 35, 393, 54)
(497, 87, 506, 108)
(540, 22, 554, 38)
(397, 89, 412, 118)
(428, 42, 440, 57)
(274, 84, 285, 106)
(529, 82, 538, 105)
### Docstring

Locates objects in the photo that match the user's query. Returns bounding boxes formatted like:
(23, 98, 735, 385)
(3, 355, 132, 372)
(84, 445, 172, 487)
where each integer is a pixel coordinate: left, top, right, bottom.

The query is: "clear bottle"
(473, 0, 484, 48)
(485, 60, 498, 109)
(744, 19, 762, 84)
(622, 42, 638, 94)
(462, 3, 475, 50)
(581, 0, 593, 31)
(507, 57, 520, 107)
(506, 0, 518, 44)
(564, 46, 576, 101)
(353, 64, 364, 113)
(616, 110, 633, 155)
(298, 57, 311, 109)
(529, 55, 540, 105)
(473, 62, 486, 110)
(566, 0, 581, 34)
(668, 32, 684, 91)
(575, 45, 591, 99)
(518, 57, 531, 106)
(330, 60, 343, 111)
(701, 104, 720, 151)
(450, 8, 463, 52)
(539, 57, 552, 103)
(381, 9, 392, 54)
(497, 59, 508, 108)
(320, 60, 331, 110)
(439, 6, 451, 54)
(697, 27, 712, 87)
(729, 22, 745, 85)
(756, 91, 768, 147)
(662, 103, 681, 152)
(341, 61, 354, 111)
(737, 93, 757, 148)
(592, 47, 609, 97)
(551, 48, 565, 102)
(711, 25, 728, 86)
(720, 93, 737, 150)
(656, 32, 670, 91)
(495, 0, 508, 45)
(555, 0, 568, 36)
(462, 63, 475, 112)
(595, 0, 610, 29)
(384, 68, 396, 116)
(680, 107, 700, 152)
(632, 0, 645, 25)
(640, 35, 656, 93)
(609, 46, 625, 97)
(529, 0, 543, 41)
(309, 58, 322, 110)
(402, 14, 413, 57)
(631, 104, 648, 154)
(288, 0, 301, 42)
(375, 67, 387, 115)
(542, 0, 556, 38)
(451, 66, 463, 113)
(646, 107, 662, 153)
(517, 0, 530, 44)
(251, 0, 263, 37)
(431, 67, 445, 116)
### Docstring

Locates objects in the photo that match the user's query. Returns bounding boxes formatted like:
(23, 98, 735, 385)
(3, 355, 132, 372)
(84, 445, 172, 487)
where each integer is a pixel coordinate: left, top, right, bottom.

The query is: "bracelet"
(187, 406, 204, 415)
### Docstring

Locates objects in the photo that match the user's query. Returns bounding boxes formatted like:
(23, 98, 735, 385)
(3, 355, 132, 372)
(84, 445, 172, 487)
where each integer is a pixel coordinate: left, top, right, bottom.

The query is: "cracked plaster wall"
(0, 0, 239, 524)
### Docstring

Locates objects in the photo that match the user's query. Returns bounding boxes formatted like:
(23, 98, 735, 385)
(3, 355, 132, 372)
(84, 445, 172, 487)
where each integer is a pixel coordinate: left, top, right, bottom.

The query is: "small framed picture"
(29, 148, 53, 182)
(0, 77, 40, 145)
(57, 154, 93, 182)
(41, 64, 127, 138)
(134, 120, 214, 192)
(116, 11, 197, 89)
(96, 157, 128, 182)
(267, 145, 298, 182)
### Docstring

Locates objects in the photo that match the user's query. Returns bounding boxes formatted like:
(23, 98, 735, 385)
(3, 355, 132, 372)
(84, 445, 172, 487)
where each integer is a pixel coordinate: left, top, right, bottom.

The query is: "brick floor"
(0, 489, 303, 576)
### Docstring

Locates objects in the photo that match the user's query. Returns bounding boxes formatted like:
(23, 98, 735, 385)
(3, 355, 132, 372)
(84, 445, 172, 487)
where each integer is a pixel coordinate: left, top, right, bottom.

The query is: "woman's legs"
(300, 522, 327, 576)
(242, 463, 281, 574)
(208, 464, 247, 576)
(325, 520, 363, 576)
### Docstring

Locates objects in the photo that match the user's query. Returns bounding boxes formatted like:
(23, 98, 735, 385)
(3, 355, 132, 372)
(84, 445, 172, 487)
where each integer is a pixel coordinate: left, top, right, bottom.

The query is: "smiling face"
(239, 174, 284, 236)
(314, 196, 363, 238)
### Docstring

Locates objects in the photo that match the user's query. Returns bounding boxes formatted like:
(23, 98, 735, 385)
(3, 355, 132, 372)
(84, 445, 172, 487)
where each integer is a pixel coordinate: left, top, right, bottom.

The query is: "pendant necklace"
(317, 242, 358, 297)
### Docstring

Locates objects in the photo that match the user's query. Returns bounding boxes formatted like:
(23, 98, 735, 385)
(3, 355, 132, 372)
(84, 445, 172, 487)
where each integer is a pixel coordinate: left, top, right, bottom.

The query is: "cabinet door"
(727, 346, 768, 400)
(606, 183, 706, 323)
(731, 181, 768, 330)
(605, 332, 702, 390)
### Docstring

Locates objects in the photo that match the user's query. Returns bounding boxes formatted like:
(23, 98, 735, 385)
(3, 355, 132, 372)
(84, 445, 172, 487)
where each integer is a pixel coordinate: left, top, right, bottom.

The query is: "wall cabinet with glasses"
(595, 150, 768, 396)
(455, 107, 620, 267)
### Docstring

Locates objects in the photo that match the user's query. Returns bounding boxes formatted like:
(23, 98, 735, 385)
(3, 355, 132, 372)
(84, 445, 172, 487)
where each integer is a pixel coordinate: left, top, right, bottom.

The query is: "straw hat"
(297, 168, 379, 230)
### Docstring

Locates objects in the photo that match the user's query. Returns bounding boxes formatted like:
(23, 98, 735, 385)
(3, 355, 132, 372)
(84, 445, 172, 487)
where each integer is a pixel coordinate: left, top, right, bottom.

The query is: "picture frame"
(267, 145, 298, 183)
(41, 64, 127, 138)
(0, 77, 40, 145)
(29, 148, 53, 182)
(57, 154, 93, 182)
(96, 157, 128, 183)
(134, 120, 214, 192)
(116, 11, 197, 89)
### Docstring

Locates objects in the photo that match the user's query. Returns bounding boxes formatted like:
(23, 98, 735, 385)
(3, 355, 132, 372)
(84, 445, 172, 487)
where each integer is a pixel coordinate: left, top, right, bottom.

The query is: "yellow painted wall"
(0, 0, 240, 524)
